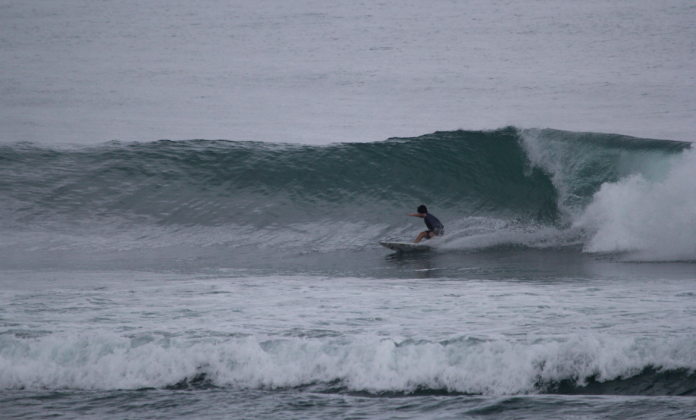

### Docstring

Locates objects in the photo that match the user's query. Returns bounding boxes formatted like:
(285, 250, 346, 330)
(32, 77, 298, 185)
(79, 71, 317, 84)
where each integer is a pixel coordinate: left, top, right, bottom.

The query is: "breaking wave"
(0, 127, 692, 260)
(1, 332, 695, 396)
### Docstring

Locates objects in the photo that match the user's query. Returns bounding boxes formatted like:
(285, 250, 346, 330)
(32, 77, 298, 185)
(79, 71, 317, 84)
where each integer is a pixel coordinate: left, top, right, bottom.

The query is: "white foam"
(1, 332, 694, 394)
(576, 147, 696, 260)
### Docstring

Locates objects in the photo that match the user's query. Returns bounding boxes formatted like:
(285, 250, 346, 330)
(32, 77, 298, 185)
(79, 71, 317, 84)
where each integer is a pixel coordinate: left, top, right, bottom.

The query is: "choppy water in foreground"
(2, 261, 696, 419)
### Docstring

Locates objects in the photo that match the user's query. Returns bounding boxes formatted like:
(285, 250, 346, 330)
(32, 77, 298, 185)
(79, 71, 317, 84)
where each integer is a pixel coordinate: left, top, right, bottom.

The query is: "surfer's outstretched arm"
(406, 213, 425, 218)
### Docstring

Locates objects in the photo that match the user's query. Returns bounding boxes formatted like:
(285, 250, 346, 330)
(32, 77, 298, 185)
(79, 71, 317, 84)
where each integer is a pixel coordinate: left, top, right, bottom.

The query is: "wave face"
(0, 128, 692, 259)
(0, 128, 559, 226)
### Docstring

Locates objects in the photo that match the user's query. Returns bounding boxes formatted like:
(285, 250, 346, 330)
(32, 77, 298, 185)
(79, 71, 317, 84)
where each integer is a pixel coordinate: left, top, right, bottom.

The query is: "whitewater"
(2, 1, 696, 419)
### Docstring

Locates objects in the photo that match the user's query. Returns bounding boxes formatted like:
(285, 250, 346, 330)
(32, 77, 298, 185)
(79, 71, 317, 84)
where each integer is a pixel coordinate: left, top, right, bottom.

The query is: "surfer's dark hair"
(417, 205, 427, 214)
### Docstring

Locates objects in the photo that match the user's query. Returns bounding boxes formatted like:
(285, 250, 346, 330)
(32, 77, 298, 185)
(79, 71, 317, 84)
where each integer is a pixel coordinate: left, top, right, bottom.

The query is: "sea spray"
(576, 147, 696, 260)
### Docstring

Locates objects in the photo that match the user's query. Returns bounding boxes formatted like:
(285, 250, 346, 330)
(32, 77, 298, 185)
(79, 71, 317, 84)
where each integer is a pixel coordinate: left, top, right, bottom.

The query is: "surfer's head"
(417, 205, 427, 214)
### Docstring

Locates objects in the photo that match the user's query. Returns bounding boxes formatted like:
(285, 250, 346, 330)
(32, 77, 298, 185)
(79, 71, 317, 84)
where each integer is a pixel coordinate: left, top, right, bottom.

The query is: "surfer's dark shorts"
(424, 228, 444, 240)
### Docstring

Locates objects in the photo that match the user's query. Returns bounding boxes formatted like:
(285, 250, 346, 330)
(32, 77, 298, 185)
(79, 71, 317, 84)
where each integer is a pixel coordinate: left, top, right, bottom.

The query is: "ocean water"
(2, 1, 696, 420)
(2, 129, 696, 419)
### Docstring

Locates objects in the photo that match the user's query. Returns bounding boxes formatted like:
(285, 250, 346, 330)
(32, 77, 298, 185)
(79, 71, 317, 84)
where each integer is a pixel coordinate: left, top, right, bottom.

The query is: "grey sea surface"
(1, 0, 695, 145)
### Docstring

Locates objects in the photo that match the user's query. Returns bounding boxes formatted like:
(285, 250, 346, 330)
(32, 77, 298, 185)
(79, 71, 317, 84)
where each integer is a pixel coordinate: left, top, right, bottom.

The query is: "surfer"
(407, 205, 444, 243)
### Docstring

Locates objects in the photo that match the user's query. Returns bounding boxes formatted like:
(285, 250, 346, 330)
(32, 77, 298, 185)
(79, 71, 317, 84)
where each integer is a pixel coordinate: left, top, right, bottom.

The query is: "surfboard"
(379, 241, 431, 252)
